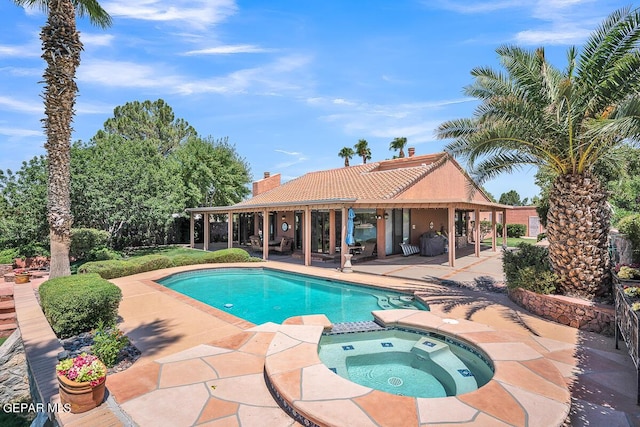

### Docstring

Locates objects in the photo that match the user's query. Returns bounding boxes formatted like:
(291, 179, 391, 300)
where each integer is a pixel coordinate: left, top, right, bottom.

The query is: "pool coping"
(265, 311, 571, 427)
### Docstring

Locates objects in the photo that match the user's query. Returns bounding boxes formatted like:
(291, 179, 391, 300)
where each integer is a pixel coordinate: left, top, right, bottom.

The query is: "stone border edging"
(508, 288, 615, 335)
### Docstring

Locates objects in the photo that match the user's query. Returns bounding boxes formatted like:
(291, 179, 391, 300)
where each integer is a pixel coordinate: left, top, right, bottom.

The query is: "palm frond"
(13, 0, 112, 28)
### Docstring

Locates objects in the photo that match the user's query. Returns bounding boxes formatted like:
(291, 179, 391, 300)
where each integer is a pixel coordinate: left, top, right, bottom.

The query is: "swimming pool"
(157, 268, 427, 324)
(318, 329, 494, 398)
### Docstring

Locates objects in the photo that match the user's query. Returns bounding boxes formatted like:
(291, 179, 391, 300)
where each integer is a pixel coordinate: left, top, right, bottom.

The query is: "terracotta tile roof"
(235, 152, 447, 207)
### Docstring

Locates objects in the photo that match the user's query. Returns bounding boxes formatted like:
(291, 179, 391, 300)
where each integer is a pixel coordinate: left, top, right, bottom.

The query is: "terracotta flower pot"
(14, 274, 31, 284)
(57, 372, 107, 413)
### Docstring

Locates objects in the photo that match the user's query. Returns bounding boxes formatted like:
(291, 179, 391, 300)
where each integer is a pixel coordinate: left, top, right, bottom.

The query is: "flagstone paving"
(15, 252, 640, 426)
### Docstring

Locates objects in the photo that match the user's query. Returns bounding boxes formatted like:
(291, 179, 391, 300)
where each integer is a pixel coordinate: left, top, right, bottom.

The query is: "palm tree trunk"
(547, 172, 611, 298)
(41, 0, 82, 278)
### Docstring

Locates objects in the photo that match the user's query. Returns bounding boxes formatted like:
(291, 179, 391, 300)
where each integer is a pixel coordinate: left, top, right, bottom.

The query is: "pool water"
(157, 268, 427, 324)
(318, 329, 494, 398)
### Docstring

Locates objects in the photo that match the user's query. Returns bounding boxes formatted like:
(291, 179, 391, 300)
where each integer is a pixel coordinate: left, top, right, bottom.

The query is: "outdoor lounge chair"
(351, 244, 376, 263)
(272, 237, 293, 254)
(400, 242, 420, 256)
(249, 236, 263, 253)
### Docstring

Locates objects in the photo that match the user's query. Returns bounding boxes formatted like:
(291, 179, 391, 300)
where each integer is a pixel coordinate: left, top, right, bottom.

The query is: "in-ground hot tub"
(318, 328, 494, 398)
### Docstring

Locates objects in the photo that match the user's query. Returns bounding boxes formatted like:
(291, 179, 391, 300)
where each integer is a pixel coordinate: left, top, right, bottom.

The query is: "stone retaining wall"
(0, 329, 30, 404)
(509, 288, 615, 335)
(0, 264, 12, 277)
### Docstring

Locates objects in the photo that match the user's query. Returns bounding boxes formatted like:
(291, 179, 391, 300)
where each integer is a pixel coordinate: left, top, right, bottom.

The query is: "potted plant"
(13, 268, 31, 284)
(56, 353, 107, 413)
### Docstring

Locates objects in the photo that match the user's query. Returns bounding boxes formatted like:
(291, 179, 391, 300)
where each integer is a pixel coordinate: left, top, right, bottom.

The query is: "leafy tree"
(389, 137, 408, 158)
(99, 99, 197, 156)
(338, 147, 355, 167)
(71, 134, 186, 248)
(354, 139, 372, 164)
(498, 190, 523, 206)
(14, 0, 112, 278)
(0, 157, 49, 256)
(171, 136, 251, 208)
(437, 7, 640, 298)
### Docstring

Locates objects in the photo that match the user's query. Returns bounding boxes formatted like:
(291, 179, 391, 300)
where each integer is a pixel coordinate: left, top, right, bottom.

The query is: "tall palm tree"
(338, 147, 355, 167)
(389, 137, 408, 158)
(14, 0, 112, 278)
(354, 139, 372, 164)
(437, 7, 640, 299)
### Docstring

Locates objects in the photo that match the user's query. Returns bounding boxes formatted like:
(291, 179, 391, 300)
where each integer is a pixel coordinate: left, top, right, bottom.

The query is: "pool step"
(375, 295, 418, 310)
(410, 337, 477, 395)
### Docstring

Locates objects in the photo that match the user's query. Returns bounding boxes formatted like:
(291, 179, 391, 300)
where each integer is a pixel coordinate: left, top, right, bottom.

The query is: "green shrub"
(0, 248, 19, 264)
(618, 214, 640, 263)
(506, 224, 527, 238)
(39, 274, 122, 338)
(70, 228, 111, 261)
(78, 260, 136, 279)
(92, 321, 130, 368)
(90, 247, 122, 261)
(79, 248, 253, 279)
(536, 232, 547, 242)
(503, 243, 558, 294)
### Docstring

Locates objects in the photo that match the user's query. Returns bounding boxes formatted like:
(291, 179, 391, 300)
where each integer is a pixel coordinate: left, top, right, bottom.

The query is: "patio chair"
(249, 236, 263, 253)
(400, 242, 420, 256)
(272, 237, 293, 254)
(352, 244, 376, 263)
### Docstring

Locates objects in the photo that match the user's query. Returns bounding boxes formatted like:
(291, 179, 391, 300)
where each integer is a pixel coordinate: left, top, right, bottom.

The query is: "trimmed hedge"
(78, 248, 254, 279)
(39, 274, 122, 338)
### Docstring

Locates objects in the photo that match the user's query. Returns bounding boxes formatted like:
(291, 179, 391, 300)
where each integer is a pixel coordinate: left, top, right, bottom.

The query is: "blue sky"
(0, 0, 629, 201)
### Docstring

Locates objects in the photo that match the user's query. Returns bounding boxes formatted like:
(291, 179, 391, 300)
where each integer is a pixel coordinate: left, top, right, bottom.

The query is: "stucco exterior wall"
(396, 160, 490, 202)
(409, 209, 448, 244)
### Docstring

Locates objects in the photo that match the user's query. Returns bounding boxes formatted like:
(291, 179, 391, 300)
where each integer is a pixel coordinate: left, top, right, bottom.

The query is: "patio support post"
(227, 212, 233, 249)
(376, 209, 385, 259)
(474, 208, 480, 257)
(329, 210, 336, 254)
(190, 213, 195, 248)
(502, 208, 507, 247)
(340, 207, 347, 269)
(304, 207, 312, 266)
(447, 207, 455, 267)
(263, 209, 269, 260)
(203, 213, 210, 251)
(491, 209, 497, 252)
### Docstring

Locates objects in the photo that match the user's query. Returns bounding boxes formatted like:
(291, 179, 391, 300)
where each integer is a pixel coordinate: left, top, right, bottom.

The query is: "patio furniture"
(420, 233, 446, 256)
(352, 244, 376, 263)
(272, 237, 293, 254)
(249, 236, 262, 253)
(400, 242, 420, 256)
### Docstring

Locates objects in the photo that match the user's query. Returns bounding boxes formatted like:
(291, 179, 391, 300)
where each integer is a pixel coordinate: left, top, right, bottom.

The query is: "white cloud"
(177, 54, 313, 96)
(102, 0, 237, 29)
(184, 44, 272, 55)
(429, 0, 530, 14)
(515, 27, 591, 45)
(0, 67, 41, 77)
(0, 96, 42, 114)
(0, 44, 39, 58)
(275, 149, 302, 156)
(0, 126, 42, 138)
(81, 33, 115, 47)
(77, 59, 182, 88)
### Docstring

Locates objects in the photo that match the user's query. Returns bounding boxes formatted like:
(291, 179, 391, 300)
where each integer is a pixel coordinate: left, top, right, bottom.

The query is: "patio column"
(263, 209, 269, 260)
(491, 209, 497, 251)
(227, 212, 233, 249)
(502, 208, 507, 247)
(447, 207, 455, 267)
(190, 213, 195, 248)
(203, 213, 210, 251)
(376, 209, 385, 259)
(329, 210, 336, 254)
(304, 207, 312, 266)
(340, 207, 347, 269)
(474, 208, 480, 257)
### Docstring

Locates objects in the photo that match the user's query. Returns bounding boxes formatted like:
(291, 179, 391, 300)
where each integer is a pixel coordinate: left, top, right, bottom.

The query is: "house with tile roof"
(187, 150, 509, 268)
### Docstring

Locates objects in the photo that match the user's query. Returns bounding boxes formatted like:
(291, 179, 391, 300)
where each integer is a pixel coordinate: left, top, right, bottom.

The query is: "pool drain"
(388, 376, 403, 387)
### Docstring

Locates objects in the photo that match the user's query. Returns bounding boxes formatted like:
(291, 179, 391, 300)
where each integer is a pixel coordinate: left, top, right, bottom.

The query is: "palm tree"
(338, 147, 355, 167)
(389, 137, 408, 158)
(437, 7, 640, 299)
(14, 0, 112, 278)
(354, 139, 372, 164)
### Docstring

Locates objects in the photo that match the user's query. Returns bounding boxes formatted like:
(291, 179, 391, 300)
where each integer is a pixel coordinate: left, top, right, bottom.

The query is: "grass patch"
(0, 337, 7, 347)
(482, 237, 537, 248)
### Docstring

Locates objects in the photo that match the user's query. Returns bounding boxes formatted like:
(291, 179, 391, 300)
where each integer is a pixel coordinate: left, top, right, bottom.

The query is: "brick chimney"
(253, 172, 281, 196)
(408, 147, 415, 157)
